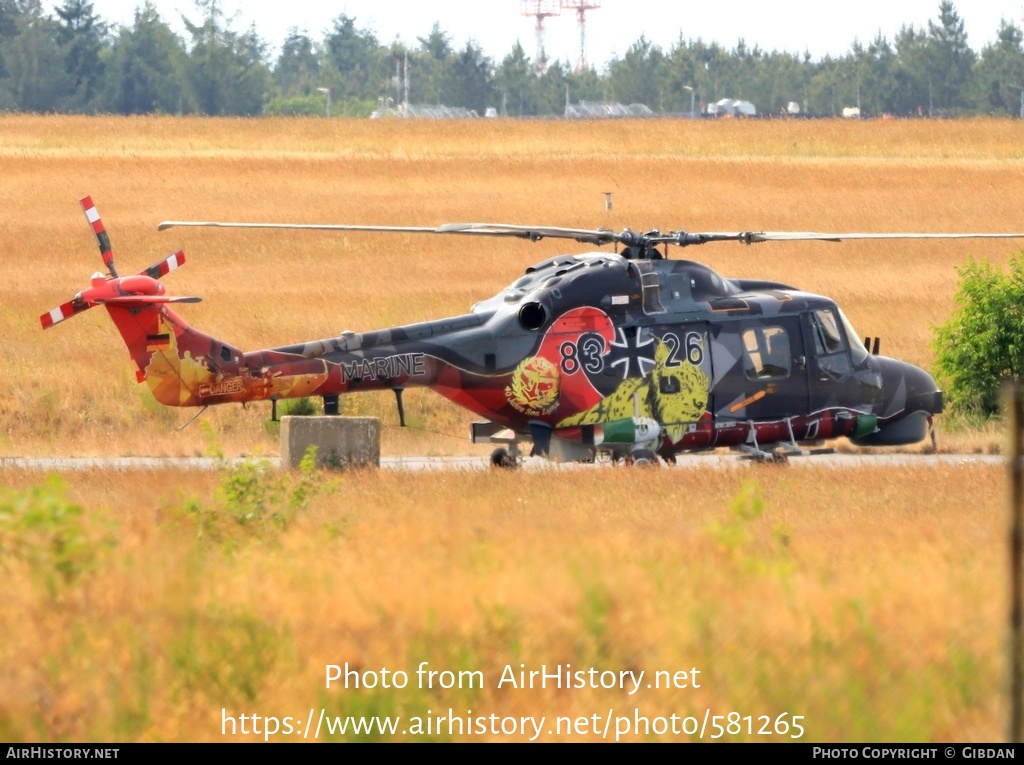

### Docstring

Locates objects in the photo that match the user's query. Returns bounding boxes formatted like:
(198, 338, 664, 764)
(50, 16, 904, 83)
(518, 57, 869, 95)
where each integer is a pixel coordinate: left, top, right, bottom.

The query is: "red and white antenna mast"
(561, 0, 600, 72)
(520, 0, 561, 70)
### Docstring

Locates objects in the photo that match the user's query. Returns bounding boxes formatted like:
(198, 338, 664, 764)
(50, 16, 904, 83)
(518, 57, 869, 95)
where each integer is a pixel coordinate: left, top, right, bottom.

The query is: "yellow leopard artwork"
(557, 338, 709, 443)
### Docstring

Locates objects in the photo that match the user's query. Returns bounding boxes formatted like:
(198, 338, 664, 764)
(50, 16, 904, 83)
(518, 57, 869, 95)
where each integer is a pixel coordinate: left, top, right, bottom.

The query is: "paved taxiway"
(0, 454, 1004, 472)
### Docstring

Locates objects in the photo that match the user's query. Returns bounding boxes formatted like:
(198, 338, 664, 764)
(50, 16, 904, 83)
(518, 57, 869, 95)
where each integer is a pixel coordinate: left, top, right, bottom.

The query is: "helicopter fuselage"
(46, 197, 947, 463)
(232, 250, 942, 460)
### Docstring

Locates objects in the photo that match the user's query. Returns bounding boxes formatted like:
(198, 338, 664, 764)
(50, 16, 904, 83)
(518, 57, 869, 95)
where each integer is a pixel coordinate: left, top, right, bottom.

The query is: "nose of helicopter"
(851, 358, 943, 446)
(902, 361, 944, 417)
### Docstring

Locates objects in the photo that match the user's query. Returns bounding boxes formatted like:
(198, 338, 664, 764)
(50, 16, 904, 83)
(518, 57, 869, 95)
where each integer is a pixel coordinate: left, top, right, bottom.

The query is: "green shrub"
(0, 476, 116, 597)
(264, 95, 328, 116)
(280, 397, 319, 416)
(263, 95, 376, 117)
(183, 445, 329, 547)
(933, 255, 1024, 416)
(263, 397, 319, 437)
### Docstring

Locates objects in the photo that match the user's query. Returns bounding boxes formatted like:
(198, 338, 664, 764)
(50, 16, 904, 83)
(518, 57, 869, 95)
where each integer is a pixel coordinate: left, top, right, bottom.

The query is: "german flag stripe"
(146, 333, 171, 351)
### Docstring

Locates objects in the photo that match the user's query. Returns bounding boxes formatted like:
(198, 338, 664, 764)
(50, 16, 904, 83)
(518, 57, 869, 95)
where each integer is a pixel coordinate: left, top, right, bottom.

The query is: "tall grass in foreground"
(0, 462, 1007, 742)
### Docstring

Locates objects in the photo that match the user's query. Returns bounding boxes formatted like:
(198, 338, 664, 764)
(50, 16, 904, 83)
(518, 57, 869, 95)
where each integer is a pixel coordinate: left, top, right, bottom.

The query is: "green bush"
(182, 445, 329, 547)
(933, 255, 1024, 416)
(0, 476, 116, 597)
(263, 397, 319, 437)
(280, 397, 319, 416)
(263, 95, 376, 118)
(264, 95, 328, 116)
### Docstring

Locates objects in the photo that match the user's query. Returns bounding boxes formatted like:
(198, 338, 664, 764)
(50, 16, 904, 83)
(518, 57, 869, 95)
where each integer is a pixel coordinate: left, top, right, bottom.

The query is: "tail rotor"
(40, 197, 199, 330)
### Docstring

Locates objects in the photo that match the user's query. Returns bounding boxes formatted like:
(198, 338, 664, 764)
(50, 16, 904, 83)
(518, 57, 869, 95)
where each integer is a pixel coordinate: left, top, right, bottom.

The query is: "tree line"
(2, 0, 1023, 118)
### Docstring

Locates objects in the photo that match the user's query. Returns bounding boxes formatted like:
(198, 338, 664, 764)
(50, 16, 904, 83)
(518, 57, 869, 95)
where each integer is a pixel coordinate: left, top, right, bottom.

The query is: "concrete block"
(280, 416, 380, 470)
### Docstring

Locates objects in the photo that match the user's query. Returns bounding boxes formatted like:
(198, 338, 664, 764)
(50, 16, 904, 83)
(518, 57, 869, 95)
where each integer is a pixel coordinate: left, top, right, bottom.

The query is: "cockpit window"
(811, 309, 844, 355)
(810, 309, 854, 382)
(838, 308, 869, 364)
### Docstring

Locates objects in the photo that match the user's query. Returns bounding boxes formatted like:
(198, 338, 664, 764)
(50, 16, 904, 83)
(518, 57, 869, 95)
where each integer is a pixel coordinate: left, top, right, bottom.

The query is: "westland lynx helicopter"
(40, 197, 1024, 465)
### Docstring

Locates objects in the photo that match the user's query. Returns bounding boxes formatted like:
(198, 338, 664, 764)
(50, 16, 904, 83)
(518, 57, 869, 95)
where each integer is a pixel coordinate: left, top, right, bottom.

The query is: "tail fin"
(103, 299, 247, 406)
(40, 197, 227, 406)
(43, 196, 332, 409)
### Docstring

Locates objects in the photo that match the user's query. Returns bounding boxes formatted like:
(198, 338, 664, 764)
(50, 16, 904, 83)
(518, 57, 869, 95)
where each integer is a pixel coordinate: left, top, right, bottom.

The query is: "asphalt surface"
(0, 453, 1005, 472)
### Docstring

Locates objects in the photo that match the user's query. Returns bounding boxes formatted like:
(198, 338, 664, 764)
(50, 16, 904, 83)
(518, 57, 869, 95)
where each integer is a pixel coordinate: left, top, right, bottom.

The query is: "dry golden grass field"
(0, 115, 1022, 743)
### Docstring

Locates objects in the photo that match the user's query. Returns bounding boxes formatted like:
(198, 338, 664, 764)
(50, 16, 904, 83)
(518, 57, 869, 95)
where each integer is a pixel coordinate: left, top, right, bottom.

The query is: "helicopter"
(40, 196, 1024, 466)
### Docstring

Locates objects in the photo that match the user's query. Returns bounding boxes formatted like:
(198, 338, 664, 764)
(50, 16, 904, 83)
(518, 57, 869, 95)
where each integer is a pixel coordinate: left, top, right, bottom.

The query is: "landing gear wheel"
(627, 449, 660, 467)
(490, 447, 516, 468)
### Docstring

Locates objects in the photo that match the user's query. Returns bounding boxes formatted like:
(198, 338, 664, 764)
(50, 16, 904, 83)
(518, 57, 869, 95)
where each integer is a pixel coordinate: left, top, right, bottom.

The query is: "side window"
(742, 326, 791, 380)
(811, 309, 853, 382)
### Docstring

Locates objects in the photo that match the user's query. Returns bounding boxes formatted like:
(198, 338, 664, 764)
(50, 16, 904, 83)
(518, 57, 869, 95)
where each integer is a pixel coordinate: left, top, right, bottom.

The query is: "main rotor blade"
(726, 231, 1024, 244)
(438, 227, 1024, 246)
(158, 219, 618, 243)
(158, 221, 438, 234)
(157, 220, 1024, 248)
(436, 223, 618, 244)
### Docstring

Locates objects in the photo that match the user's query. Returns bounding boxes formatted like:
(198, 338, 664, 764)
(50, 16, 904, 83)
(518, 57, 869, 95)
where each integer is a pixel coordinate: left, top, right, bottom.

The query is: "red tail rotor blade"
(80, 195, 118, 278)
(141, 250, 185, 280)
(40, 298, 91, 329)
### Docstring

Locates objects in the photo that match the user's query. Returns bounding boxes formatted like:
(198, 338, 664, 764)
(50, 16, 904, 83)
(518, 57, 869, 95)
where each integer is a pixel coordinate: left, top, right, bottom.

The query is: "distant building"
(564, 100, 654, 119)
(372, 104, 479, 119)
(706, 98, 756, 117)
